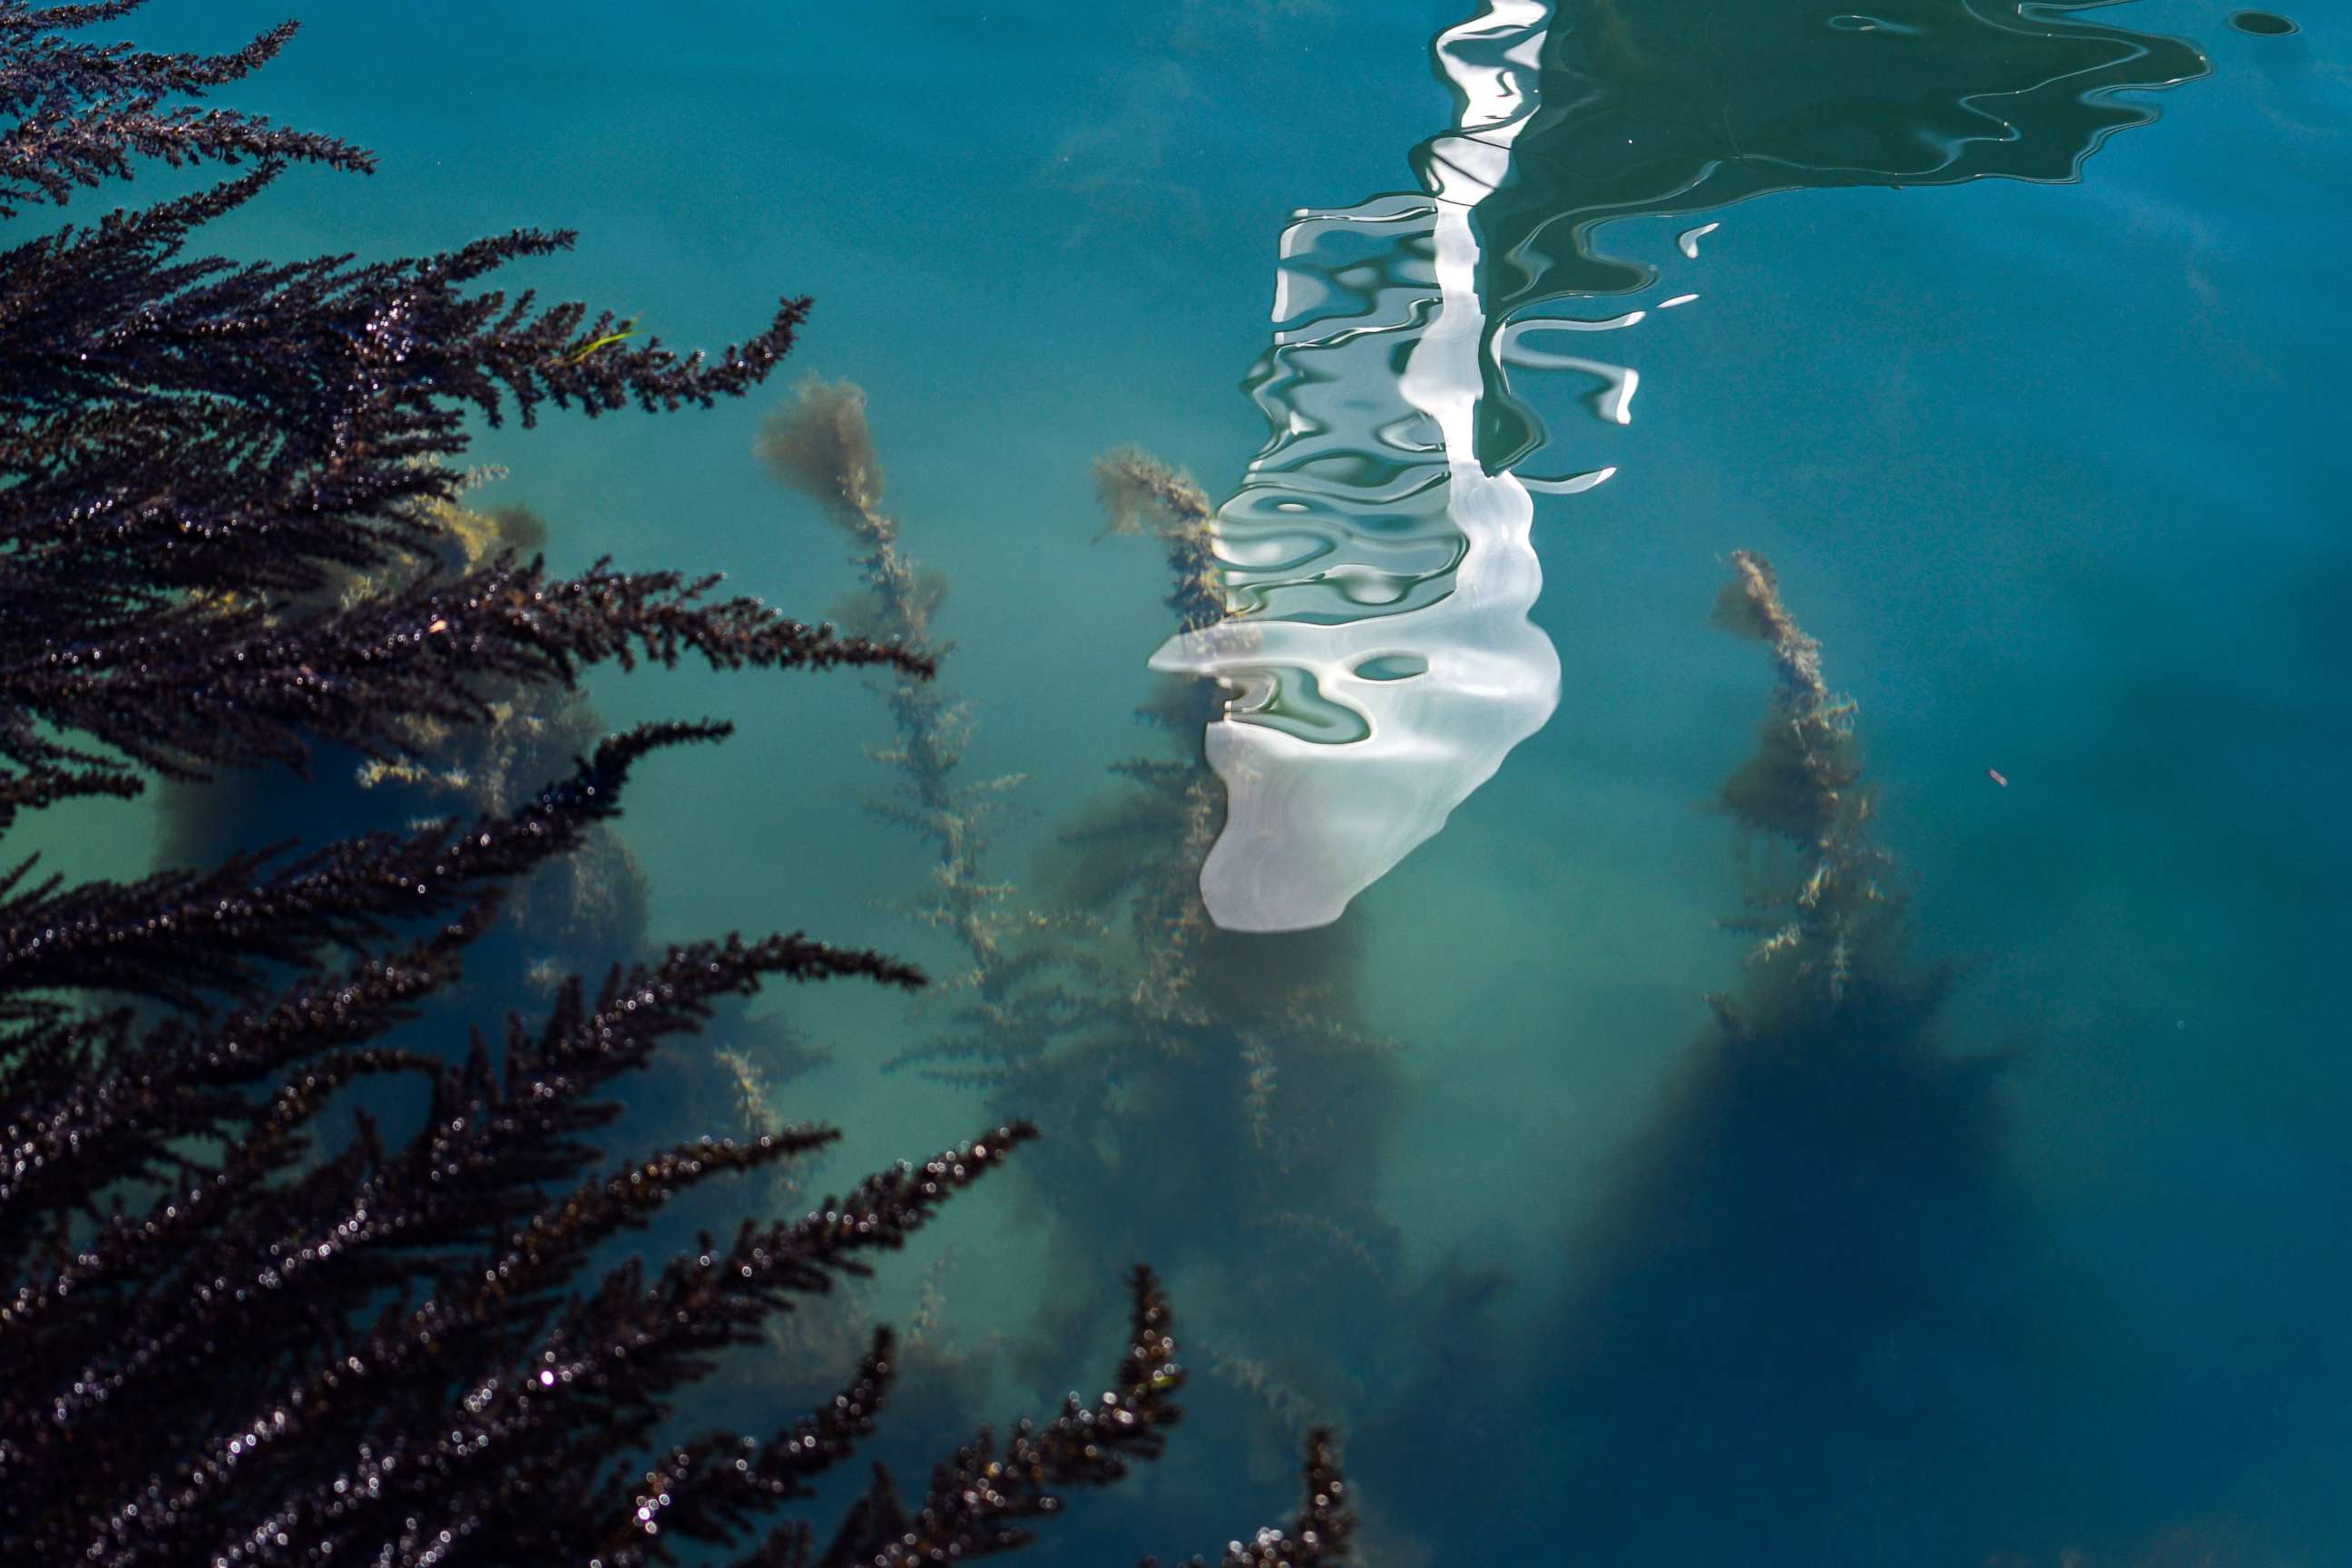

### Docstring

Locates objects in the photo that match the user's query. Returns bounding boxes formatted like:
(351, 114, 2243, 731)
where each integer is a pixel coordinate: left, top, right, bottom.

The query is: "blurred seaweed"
(0, 5, 1355, 1564)
(762, 384, 1482, 1553)
(1505, 553, 2097, 1565)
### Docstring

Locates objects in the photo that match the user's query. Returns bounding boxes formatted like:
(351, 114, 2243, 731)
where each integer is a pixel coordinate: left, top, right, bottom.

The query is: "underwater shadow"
(1513, 560, 2175, 1566)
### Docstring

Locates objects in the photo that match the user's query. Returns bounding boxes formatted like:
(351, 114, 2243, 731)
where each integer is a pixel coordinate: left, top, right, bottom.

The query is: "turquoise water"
(102, 0, 2352, 1562)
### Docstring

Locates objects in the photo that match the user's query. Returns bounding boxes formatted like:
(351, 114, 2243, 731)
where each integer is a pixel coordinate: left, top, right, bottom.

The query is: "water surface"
(117, 1, 2352, 1562)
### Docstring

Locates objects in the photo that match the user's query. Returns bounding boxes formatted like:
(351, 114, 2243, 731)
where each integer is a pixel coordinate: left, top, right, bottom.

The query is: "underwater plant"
(761, 382, 1486, 1553)
(1498, 554, 2098, 1565)
(0, 6, 1357, 1563)
(762, 389, 1396, 1280)
(160, 475, 833, 1220)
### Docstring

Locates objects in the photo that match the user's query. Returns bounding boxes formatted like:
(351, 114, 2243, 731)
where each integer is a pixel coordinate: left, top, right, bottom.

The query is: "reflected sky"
(1160, 0, 2208, 934)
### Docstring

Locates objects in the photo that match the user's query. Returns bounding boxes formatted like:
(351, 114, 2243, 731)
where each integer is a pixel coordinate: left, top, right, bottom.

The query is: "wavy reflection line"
(1150, 0, 1590, 932)
(1145, 0, 2207, 935)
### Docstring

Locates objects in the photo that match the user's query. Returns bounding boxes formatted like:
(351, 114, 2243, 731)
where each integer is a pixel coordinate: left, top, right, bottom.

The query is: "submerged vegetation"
(0, 0, 2282, 1562)
(750, 416, 2179, 1562)
(760, 381, 1511, 1555)
(1517, 556, 2095, 1563)
(0, 7, 1354, 1564)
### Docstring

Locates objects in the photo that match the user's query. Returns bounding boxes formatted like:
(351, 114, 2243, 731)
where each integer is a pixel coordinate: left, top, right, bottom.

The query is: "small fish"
(1987, 767, 2008, 788)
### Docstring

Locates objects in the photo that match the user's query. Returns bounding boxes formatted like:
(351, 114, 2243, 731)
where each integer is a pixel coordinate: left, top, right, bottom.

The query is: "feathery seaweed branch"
(0, 7, 1357, 1563)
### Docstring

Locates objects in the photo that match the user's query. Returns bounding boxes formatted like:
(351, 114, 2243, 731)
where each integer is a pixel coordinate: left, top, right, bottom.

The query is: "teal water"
(95, 0, 2352, 1562)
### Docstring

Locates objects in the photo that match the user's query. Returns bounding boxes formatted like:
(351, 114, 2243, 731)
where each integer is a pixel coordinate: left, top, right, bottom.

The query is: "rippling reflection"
(1151, 1, 1573, 933)
(1158, 0, 2206, 933)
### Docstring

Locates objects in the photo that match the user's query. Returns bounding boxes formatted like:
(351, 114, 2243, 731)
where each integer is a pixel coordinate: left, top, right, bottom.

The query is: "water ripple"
(1152, 0, 2207, 933)
(1151, 0, 1592, 932)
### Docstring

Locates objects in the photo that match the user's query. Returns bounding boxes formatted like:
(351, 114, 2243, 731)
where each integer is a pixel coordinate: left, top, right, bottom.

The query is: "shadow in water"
(1534, 986, 2092, 1564)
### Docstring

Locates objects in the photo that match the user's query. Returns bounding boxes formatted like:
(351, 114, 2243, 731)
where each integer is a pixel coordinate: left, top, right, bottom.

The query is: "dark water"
(68, 0, 2352, 1563)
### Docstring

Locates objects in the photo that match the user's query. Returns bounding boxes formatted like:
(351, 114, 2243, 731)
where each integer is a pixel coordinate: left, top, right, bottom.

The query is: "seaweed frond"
(760, 377, 1025, 980)
(0, 9, 1353, 1563)
(1710, 551, 1893, 1014)
(1093, 446, 1229, 636)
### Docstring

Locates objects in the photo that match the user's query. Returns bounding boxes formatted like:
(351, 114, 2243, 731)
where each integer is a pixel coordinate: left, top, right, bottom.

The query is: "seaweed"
(764, 399, 1473, 1553)
(1707, 549, 1896, 1018)
(0, 7, 1357, 1564)
(1505, 554, 2096, 1565)
(758, 377, 1032, 987)
(162, 465, 817, 1210)
(762, 406, 1404, 1257)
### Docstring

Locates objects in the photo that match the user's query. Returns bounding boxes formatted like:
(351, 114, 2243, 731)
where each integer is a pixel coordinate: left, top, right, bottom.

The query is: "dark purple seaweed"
(0, 6, 1351, 1563)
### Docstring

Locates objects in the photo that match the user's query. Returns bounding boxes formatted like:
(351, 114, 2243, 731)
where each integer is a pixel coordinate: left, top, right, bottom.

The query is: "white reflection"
(1677, 220, 1722, 259)
(1149, 0, 1571, 932)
